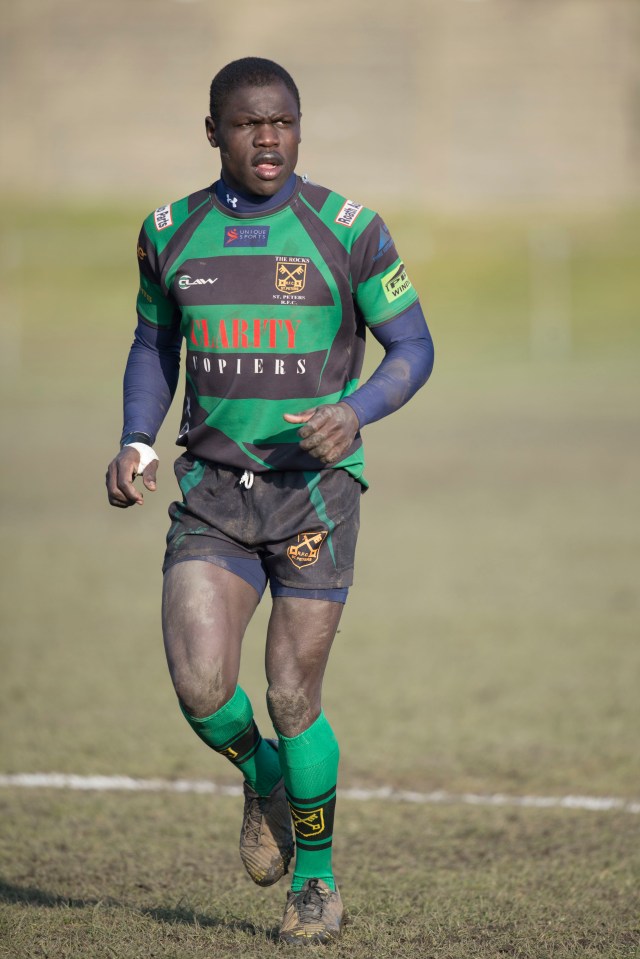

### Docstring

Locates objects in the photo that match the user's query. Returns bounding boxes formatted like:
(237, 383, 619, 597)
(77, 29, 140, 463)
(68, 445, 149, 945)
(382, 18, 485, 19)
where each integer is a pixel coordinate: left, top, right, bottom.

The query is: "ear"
(205, 116, 218, 148)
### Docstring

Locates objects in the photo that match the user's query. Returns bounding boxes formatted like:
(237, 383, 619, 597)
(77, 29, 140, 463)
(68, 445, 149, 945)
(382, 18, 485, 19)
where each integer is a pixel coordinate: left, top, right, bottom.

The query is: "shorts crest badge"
(287, 530, 327, 569)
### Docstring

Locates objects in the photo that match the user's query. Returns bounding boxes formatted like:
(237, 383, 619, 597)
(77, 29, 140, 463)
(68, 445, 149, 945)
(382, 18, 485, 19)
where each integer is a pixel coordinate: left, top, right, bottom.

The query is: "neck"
(215, 173, 297, 213)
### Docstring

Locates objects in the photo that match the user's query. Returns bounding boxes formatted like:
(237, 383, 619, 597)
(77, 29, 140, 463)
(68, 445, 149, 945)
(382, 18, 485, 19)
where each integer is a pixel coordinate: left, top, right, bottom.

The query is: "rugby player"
(106, 57, 434, 945)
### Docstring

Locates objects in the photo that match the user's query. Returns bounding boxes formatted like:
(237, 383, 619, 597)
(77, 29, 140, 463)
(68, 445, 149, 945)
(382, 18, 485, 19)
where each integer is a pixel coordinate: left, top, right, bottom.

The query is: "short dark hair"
(209, 57, 301, 123)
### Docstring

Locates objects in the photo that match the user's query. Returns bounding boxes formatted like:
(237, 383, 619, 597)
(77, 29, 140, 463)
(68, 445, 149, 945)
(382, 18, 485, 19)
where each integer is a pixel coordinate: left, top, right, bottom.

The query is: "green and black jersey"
(135, 176, 419, 481)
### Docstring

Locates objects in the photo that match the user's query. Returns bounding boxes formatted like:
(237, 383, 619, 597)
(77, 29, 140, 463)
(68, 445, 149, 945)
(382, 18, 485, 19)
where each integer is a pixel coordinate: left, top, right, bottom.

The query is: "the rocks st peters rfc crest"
(275, 260, 307, 294)
(287, 530, 328, 569)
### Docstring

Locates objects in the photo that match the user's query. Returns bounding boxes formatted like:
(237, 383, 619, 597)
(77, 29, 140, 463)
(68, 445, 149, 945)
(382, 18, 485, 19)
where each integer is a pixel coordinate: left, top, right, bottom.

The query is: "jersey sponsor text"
(178, 274, 218, 290)
(224, 225, 270, 247)
(190, 316, 301, 351)
(154, 204, 173, 231)
(381, 263, 412, 303)
(191, 354, 307, 376)
(335, 200, 363, 227)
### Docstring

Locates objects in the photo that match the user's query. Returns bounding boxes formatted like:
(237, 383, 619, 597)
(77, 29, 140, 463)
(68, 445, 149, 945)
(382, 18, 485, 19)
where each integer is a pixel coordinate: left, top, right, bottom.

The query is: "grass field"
(0, 199, 639, 957)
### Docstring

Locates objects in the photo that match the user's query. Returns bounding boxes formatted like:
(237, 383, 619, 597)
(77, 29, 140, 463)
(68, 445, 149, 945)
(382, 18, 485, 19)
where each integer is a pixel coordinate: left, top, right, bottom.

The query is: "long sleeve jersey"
(124, 174, 434, 482)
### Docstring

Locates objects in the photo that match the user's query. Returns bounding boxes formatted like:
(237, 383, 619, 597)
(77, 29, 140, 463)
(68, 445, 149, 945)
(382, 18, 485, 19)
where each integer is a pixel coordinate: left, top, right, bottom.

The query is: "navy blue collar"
(214, 173, 298, 214)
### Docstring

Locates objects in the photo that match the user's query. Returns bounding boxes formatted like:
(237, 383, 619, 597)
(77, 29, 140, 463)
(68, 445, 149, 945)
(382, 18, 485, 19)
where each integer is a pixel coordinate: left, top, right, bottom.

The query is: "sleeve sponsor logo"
(381, 263, 413, 303)
(154, 204, 173, 231)
(224, 225, 270, 247)
(137, 244, 147, 260)
(335, 199, 363, 227)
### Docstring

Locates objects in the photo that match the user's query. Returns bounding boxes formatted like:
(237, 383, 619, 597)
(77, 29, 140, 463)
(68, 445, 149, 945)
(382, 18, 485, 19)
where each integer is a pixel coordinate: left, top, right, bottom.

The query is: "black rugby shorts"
(163, 454, 361, 597)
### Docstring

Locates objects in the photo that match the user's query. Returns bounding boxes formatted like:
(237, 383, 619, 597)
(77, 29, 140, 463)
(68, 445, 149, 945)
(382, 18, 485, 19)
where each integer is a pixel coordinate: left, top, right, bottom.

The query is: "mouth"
(252, 152, 284, 180)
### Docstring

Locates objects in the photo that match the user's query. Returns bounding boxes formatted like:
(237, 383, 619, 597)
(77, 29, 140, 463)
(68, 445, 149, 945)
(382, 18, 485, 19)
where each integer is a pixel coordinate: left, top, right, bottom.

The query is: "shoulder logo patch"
(373, 223, 394, 262)
(335, 199, 363, 228)
(287, 530, 327, 569)
(154, 204, 173, 231)
(381, 263, 413, 303)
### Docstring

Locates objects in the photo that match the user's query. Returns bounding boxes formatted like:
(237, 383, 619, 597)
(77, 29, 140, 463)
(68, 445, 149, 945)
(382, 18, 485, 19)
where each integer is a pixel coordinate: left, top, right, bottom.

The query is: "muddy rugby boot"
(239, 765, 294, 886)
(278, 878, 344, 944)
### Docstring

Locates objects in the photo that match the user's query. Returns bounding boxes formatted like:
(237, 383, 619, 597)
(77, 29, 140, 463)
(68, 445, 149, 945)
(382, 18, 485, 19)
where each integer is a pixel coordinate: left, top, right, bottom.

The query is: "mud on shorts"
(162, 454, 362, 604)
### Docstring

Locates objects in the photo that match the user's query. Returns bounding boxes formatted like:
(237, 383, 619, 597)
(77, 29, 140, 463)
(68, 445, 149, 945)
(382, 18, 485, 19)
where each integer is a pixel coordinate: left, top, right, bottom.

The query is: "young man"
(106, 57, 434, 944)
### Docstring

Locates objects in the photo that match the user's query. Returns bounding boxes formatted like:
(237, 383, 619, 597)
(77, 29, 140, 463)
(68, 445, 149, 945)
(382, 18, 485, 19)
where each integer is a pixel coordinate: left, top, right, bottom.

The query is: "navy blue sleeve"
(121, 318, 182, 444)
(341, 301, 434, 428)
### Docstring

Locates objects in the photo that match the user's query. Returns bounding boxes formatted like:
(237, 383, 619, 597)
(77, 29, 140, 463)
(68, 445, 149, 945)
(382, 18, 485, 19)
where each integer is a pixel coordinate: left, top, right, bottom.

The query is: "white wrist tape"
(125, 441, 159, 475)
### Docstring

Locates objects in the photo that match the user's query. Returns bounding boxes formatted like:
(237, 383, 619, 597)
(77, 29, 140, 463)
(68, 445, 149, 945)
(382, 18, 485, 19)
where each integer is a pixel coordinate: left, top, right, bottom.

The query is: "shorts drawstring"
(239, 469, 254, 489)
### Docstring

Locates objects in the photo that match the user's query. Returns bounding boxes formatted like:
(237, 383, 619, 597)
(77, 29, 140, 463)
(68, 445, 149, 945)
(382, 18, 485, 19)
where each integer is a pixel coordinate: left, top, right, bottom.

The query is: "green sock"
(181, 686, 281, 796)
(277, 711, 339, 892)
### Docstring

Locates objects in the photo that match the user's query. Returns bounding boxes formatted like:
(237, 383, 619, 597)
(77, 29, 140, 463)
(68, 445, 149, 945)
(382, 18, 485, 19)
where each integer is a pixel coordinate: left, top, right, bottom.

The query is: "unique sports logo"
(154, 204, 172, 231)
(335, 199, 363, 227)
(177, 274, 218, 290)
(275, 260, 307, 294)
(287, 530, 327, 569)
(137, 244, 147, 260)
(290, 804, 326, 839)
(381, 263, 413, 303)
(224, 225, 270, 247)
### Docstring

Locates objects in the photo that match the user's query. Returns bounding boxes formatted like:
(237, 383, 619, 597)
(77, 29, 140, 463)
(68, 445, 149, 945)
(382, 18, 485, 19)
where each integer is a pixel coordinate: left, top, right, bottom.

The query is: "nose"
(253, 122, 279, 147)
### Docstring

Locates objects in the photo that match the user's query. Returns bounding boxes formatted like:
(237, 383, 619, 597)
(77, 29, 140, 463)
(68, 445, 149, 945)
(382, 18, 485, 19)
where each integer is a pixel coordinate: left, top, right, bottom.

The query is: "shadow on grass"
(0, 879, 121, 911)
(0, 879, 273, 938)
(142, 904, 277, 939)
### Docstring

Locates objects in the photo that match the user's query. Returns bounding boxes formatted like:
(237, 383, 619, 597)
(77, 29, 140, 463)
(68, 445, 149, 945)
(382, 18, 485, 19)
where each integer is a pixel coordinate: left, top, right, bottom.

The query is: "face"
(205, 81, 301, 197)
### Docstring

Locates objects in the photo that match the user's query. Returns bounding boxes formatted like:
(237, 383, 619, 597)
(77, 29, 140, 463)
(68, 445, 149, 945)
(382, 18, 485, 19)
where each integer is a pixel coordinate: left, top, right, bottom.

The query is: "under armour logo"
(226, 194, 238, 208)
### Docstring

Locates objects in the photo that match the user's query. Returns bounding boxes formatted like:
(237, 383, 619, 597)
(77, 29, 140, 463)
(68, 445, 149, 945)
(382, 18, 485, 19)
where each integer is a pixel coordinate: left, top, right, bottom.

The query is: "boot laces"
(243, 795, 264, 845)
(296, 879, 327, 922)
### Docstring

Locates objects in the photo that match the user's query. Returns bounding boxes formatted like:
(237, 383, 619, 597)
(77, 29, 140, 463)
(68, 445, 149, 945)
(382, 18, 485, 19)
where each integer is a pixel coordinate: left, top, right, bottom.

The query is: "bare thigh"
(162, 560, 260, 717)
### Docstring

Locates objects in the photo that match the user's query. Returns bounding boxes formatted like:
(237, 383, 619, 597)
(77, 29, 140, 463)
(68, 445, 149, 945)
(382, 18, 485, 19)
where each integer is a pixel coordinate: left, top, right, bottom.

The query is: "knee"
(173, 667, 231, 719)
(266, 683, 317, 738)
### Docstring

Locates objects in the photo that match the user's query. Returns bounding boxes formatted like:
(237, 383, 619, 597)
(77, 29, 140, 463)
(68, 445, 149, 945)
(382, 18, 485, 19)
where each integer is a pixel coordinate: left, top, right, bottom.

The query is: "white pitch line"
(1, 773, 639, 814)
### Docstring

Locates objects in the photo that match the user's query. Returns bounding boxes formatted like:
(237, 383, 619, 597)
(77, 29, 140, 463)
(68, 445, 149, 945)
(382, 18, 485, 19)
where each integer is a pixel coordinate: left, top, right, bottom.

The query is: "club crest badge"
(287, 530, 328, 569)
(275, 260, 307, 294)
(290, 804, 326, 839)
